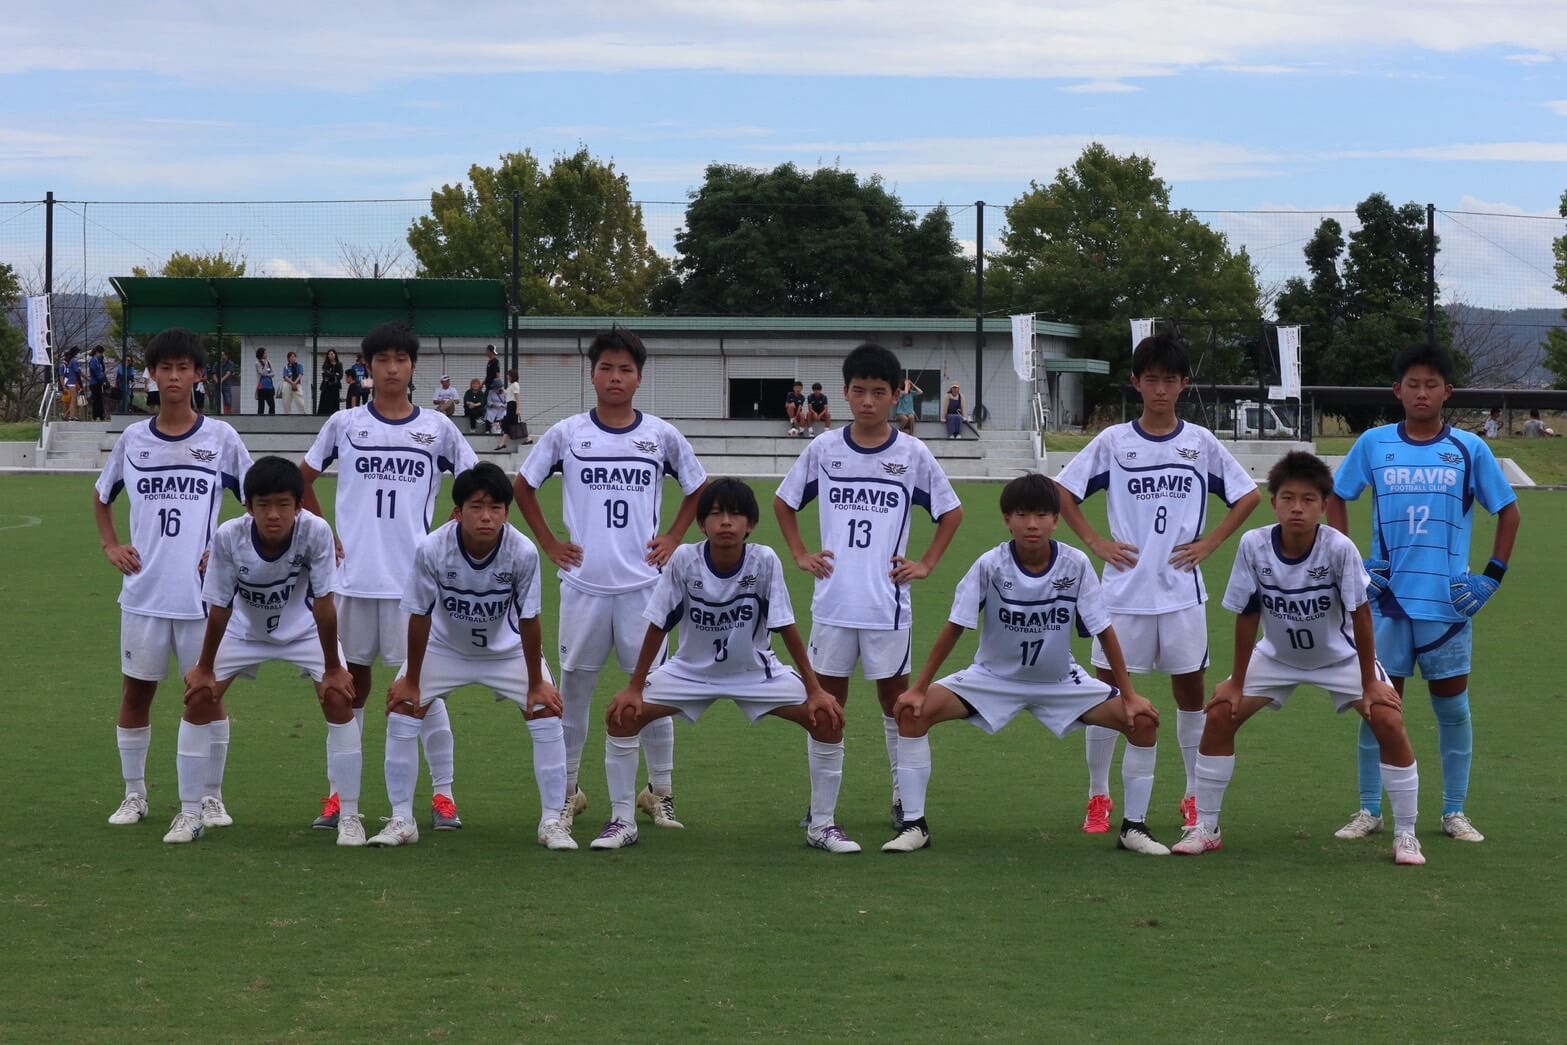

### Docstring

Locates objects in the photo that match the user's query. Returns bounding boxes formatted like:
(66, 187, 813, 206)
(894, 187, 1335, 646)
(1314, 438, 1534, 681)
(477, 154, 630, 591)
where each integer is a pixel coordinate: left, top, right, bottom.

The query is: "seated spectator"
(785, 380, 807, 436)
(432, 375, 460, 417)
(894, 376, 923, 435)
(944, 383, 964, 439)
(804, 382, 832, 435)
(462, 378, 485, 431)
(1523, 408, 1559, 438)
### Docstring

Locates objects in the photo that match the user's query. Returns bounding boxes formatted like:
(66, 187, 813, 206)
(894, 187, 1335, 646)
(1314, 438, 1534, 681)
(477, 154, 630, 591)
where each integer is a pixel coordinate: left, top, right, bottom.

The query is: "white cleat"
(559, 788, 588, 829)
(336, 813, 368, 847)
(1116, 821, 1171, 856)
(881, 818, 930, 853)
(1172, 823, 1223, 856)
(1441, 812, 1485, 843)
(807, 822, 862, 854)
(538, 820, 579, 851)
(1334, 809, 1384, 840)
(162, 811, 205, 844)
(200, 796, 233, 828)
(367, 816, 419, 848)
(1394, 833, 1427, 866)
(589, 817, 639, 850)
(637, 787, 685, 829)
(108, 793, 148, 825)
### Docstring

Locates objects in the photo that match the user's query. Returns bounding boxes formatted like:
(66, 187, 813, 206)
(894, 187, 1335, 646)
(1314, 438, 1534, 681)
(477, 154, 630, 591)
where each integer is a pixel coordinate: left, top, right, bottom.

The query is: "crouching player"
(370, 463, 572, 850)
(592, 479, 858, 854)
(175, 457, 363, 846)
(1174, 452, 1424, 866)
(886, 474, 1169, 855)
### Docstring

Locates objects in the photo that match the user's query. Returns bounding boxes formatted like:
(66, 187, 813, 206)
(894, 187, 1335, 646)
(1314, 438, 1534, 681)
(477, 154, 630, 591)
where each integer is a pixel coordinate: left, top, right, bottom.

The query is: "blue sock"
(1432, 691, 1472, 816)
(1357, 718, 1383, 816)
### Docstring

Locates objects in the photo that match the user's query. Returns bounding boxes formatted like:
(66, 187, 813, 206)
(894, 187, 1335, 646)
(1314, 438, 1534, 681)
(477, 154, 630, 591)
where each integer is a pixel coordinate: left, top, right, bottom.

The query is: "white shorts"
(1240, 650, 1391, 713)
(120, 610, 206, 682)
(339, 595, 408, 668)
(394, 648, 556, 712)
(213, 631, 347, 684)
(938, 663, 1115, 738)
(808, 624, 912, 680)
(643, 665, 806, 724)
(1091, 605, 1210, 676)
(557, 583, 665, 673)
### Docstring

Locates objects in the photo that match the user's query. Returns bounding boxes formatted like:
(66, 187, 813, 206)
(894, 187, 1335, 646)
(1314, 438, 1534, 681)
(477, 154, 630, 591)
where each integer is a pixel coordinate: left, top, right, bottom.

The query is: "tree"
(672, 163, 970, 315)
(987, 144, 1261, 409)
(0, 262, 31, 420)
(407, 148, 670, 315)
(1543, 190, 1567, 389)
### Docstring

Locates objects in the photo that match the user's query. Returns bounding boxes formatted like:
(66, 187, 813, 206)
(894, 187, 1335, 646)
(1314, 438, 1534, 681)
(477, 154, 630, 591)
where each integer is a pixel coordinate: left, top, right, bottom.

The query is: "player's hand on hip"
(386, 677, 421, 715)
(1361, 679, 1402, 716)
(794, 548, 834, 579)
(103, 542, 142, 575)
(806, 687, 844, 731)
(1119, 689, 1159, 728)
(333, 535, 345, 566)
(526, 679, 564, 719)
(546, 539, 584, 570)
(1205, 677, 1244, 719)
(645, 534, 679, 568)
(1450, 572, 1500, 617)
(606, 687, 643, 730)
(1088, 536, 1139, 570)
(182, 666, 217, 707)
(198, 550, 210, 577)
(1364, 558, 1391, 600)
(890, 556, 930, 584)
(1169, 534, 1219, 572)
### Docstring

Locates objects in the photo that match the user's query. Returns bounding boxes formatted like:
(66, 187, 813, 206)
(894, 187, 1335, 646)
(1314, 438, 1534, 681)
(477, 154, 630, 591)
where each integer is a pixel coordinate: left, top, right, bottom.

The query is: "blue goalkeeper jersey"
(1333, 422, 1515, 623)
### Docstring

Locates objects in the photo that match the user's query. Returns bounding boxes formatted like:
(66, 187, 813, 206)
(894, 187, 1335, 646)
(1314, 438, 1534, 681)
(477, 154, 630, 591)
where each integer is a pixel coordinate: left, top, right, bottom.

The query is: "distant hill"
(1446, 303, 1562, 387)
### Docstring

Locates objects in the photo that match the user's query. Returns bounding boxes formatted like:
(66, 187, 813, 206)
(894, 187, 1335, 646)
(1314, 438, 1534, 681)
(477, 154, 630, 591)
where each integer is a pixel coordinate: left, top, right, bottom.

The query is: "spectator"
(484, 344, 501, 393)
(785, 380, 807, 436)
(1523, 408, 1559, 438)
(894, 375, 923, 434)
(352, 356, 372, 400)
(944, 382, 964, 440)
(280, 351, 307, 414)
(59, 348, 81, 421)
(344, 366, 365, 409)
(484, 381, 505, 434)
(317, 349, 344, 414)
(144, 364, 159, 412)
(432, 374, 460, 418)
(462, 378, 485, 431)
(804, 382, 832, 435)
(116, 354, 136, 414)
(254, 348, 276, 415)
(494, 368, 527, 451)
(1482, 407, 1501, 439)
(220, 354, 238, 413)
(87, 345, 108, 421)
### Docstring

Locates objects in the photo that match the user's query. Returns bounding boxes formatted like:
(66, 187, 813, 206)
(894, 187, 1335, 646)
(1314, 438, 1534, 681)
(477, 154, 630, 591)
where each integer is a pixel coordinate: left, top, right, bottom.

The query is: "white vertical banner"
(1010, 313, 1035, 381)
(25, 294, 51, 366)
(1129, 318, 1154, 349)
(1277, 325, 1302, 399)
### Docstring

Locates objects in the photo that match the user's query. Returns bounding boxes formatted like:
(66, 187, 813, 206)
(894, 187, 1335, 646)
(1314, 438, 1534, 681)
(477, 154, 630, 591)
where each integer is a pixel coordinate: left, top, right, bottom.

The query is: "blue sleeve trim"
(1081, 472, 1110, 502)
(798, 479, 818, 508)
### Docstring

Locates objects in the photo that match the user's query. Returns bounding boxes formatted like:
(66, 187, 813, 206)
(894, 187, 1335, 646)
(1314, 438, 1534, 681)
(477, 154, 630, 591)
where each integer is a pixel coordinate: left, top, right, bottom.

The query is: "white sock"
(1120, 742, 1158, 824)
(641, 714, 674, 795)
(384, 713, 421, 822)
(205, 718, 230, 800)
(327, 720, 362, 817)
(1194, 753, 1235, 832)
(175, 720, 212, 816)
(527, 715, 568, 828)
(1381, 761, 1420, 838)
(1084, 724, 1117, 798)
(807, 738, 845, 827)
(420, 698, 455, 800)
(561, 669, 599, 795)
(1177, 710, 1205, 798)
(353, 706, 365, 734)
(895, 735, 932, 822)
(117, 725, 151, 796)
(605, 733, 640, 822)
(882, 715, 902, 802)
(327, 707, 367, 794)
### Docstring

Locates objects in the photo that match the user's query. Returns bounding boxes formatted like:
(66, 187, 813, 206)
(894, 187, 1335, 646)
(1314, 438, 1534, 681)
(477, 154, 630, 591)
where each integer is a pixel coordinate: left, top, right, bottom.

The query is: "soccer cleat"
(589, 817, 639, 850)
(559, 788, 588, 830)
(367, 816, 419, 847)
(1082, 794, 1114, 834)
(1172, 823, 1223, 856)
(1441, 812, 1485, 843)
(431, 794, 463, 831)
(538, 820, 579, 851)
(162, 811, 205, 845)
(636, 787, 684, 829)
(336, 813, 368, 847)
(1116, 820, 1171, 856)
(1394, 833, 1427, 866)
(108, 793, 148, 825)
(807, 823, 863, 854)
(200, 796, 233, 828)
(312, 793, 341, 830)
(891, 799, 905, 832)
(881, 818, 930, 853)
(1180, 796, 1198, 829)
(1334, 809, 1384, 840)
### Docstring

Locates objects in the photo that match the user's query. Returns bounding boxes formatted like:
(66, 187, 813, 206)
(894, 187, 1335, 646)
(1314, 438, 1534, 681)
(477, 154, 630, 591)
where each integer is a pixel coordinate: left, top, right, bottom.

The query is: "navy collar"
(148, 414, 204, 442)
(250, 519, 296, 563)
(842, 425, 898, 455)
(590, 408, 643, 434)
(1270, 524, 1318, 566)
(1396, 421, 1450, 446)
(703, 540, 745, 579)
(1131, 418, 1184, 443)
(1009, 539, 1057, 578)
(456, 525, 503, 570)
(368, 402, 419, 426)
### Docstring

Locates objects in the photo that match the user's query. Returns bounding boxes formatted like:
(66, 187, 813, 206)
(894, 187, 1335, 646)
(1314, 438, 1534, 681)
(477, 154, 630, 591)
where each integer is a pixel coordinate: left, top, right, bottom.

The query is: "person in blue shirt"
(1327, 342, 1521, 845)
(87, 346, 108, 420)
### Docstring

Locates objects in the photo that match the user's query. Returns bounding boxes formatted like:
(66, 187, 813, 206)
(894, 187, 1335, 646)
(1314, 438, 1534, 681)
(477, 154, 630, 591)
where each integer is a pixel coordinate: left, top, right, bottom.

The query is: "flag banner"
(1010, 313, 1034, 381)
(1130, 318, 1154, 349)
(1277, 325, 1302, 399)
(1268, 385, 1286, 401)
(25, 295, 51, 366)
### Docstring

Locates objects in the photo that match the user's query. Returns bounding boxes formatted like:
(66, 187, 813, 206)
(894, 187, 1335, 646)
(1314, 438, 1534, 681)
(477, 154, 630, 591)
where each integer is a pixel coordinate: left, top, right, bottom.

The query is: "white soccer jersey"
(401, 520, 543, 660)
(519, 410, 706, 597)
(1055, 420, 1254, 615)
(94, 416, 252, 620)
(304, 404, 477, 599)
(776, 427, 961, 630)
(1221, 525, 1370, 671)
(644, 541, 795, 678)
(950, 540, 1110, 684)
(203, 510, 336, 646)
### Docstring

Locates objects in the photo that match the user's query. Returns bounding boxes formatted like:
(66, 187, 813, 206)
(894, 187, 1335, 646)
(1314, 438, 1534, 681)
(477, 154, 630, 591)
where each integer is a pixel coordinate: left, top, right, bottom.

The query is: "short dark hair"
(362, 323, 419, 363)
(999, 473, 1061, 515)
(1131, 333, 1190, 378)
(588, 328, 647, 374)
(90, 345, 104, 355)
(811, 382, 823, 391)
(452, 462, 514, 508)
(792, 380, 803, 387)
(255, 347, 267, 360)
(287, 351, 297, 360)
(144, 328, 207, 372)
(1530, 408, 1542, 419)
(697, 477, 759, 524)
(243, 455, 304, 503)
(842, 343, 901, 389)
(1392, 342, 1454, 383)
(1266, 451, 1333, 498)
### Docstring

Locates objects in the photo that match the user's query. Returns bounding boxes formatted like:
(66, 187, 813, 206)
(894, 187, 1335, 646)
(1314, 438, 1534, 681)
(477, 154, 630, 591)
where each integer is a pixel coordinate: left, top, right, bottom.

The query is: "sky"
(3, 1, 1565, 308)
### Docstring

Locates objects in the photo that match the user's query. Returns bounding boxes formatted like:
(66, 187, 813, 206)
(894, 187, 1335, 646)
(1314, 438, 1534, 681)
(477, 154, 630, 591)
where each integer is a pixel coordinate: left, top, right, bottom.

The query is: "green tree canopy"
(108, 247, 249, 374)
(0, 262, 29, 418)
(1543, 190, 1567, 389)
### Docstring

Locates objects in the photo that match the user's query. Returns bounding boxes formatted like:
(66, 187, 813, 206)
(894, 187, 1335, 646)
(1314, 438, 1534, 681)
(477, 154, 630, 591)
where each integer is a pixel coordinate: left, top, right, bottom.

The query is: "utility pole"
(973, 201, 984, 425)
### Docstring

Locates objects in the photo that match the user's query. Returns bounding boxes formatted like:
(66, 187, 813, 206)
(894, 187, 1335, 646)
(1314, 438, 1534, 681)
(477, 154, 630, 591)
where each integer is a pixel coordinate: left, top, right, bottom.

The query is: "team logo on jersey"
(1052, 576, 1076, 590)
(881, 462, 908, 476)
(1259, 566, 1272, 576)
(410, 432, 436, 445)
(579, 440, 592, 450)
(189, 447, 217, 462)
(739, 574, 757, 589)
(446, 570, 458, 580)
(831, 459, 843, 469)
(494, 571, 514, 584)
(239, 566, 249, 574)
(1176, 446, 1200, 461)
(1385, 453, 1397, 462)
(289, 554, 306, 567)
(1439, 451, 1463, 465)
(1124, 451, 1137, 461)
(1308, 565, 1331, 581)
(357, 429, 369, 439)
(633, 439, 659, 454)
(1000, 579, 1013, 590)
(137, 449, 151, 460)
(691, 579, 703, 590)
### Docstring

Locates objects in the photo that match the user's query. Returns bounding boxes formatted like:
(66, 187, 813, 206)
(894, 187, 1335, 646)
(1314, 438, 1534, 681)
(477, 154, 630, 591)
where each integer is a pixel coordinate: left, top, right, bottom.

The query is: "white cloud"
(1060, 80, 1142, 94)
(1505, 52, 1555, 64)
(1339, 141, 1567, 162)
(1547, 100, 1567, 116)
(1207, 64, 1303, 75)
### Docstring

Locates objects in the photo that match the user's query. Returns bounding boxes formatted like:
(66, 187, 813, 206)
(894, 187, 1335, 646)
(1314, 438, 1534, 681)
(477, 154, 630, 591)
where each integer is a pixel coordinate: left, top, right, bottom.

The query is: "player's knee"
(1128, 712, 1159, 746)
(808, 721, 844, 744)
(1366, 703, 1406, 741)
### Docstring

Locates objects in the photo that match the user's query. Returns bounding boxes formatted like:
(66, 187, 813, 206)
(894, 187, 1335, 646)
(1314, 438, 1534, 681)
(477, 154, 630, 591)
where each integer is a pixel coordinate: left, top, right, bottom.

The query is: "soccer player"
(171, 457, 364, 846)
(775, 342, 964, 830)
(1054, 333, 1260, 836)
(94, 328, 252, 827)
(1328, 343, 1520, 844)
(590, 479, 857, 853)
(785, 380, 807, 436)
(804, 382, 832, 435)
(883, 474, 1168, 855)
(301, 323, 477, 832)
(514, 328, 707, 834)
(1173, 452, 1424, 865)
(370, 463, 572, 850)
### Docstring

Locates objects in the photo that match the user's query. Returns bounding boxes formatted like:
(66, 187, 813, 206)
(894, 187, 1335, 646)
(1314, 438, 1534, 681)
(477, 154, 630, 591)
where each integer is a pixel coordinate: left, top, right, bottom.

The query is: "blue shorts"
(1372, 616, 1472, 681)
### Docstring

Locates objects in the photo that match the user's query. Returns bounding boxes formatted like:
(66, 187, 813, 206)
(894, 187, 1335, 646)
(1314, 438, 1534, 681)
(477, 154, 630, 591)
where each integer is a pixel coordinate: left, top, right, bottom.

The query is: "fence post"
(510, 191, 521, 383)
(973, 200, 984, 426)
(1426, 202, 1437, 345)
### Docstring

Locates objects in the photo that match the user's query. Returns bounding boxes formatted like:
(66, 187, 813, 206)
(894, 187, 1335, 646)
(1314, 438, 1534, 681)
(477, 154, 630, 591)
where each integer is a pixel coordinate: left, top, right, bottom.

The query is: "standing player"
(371, 463, 572, 850)
(1174, 452, 1424, 865)
(785, 381, 807, 436)
(885, 474, 1168, 855)
(301, 323, 477, 832)
(1054, 333, 1260, 836)
(804, 382, 832, 435)
(775, 342, 964, 830)
(1328, 343, 1520, 844)
(514, 328, 707, 834)
(590, 479, 858, 853)
(172, 457, 364, 846)
(94, 328, 251, 827)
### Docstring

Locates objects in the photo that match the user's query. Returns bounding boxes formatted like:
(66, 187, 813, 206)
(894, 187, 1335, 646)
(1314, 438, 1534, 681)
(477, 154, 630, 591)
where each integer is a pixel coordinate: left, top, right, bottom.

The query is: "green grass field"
(2, 475, 1564, 1042)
